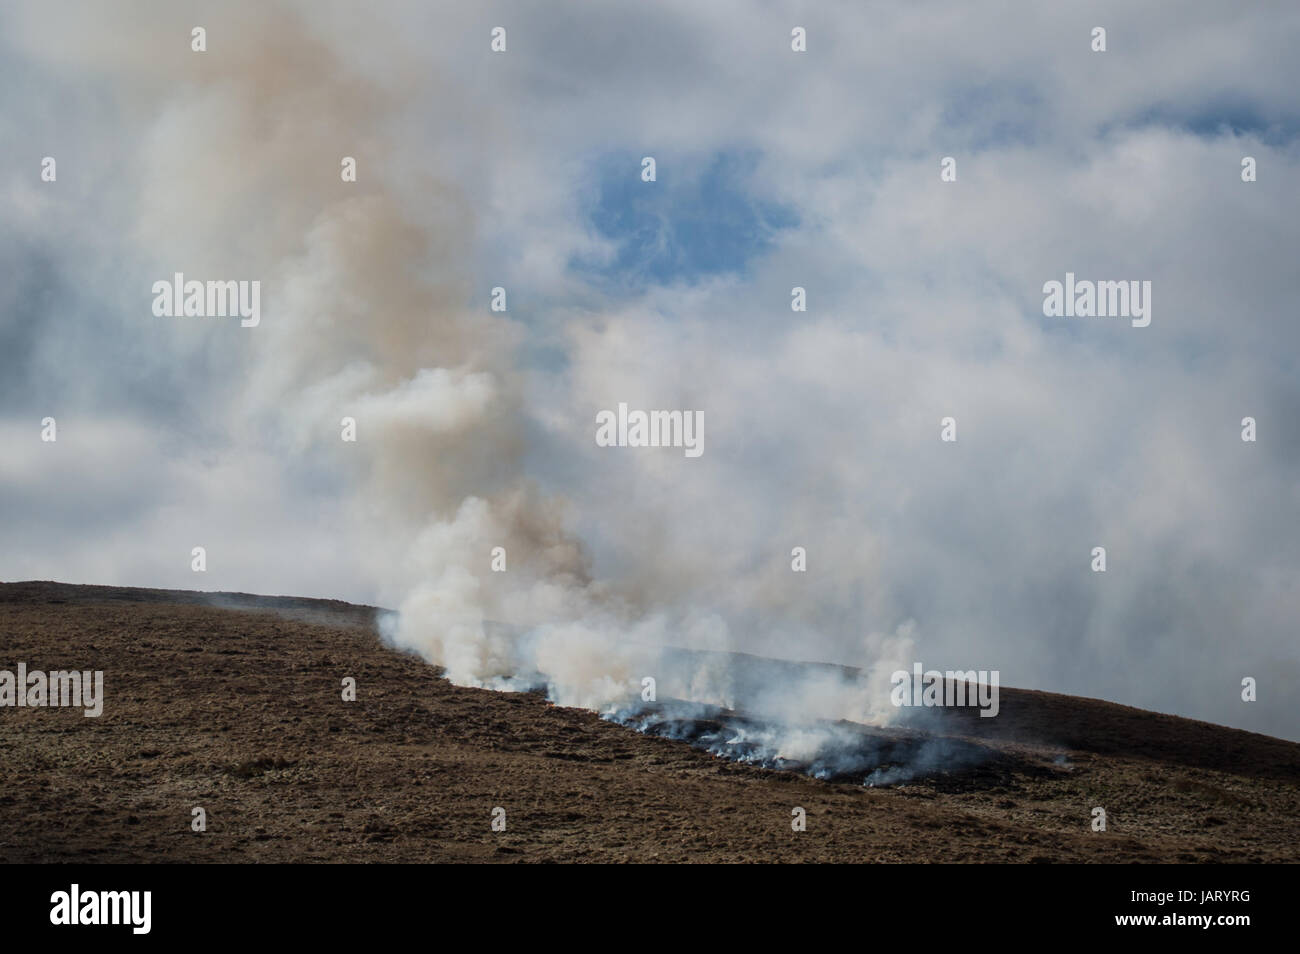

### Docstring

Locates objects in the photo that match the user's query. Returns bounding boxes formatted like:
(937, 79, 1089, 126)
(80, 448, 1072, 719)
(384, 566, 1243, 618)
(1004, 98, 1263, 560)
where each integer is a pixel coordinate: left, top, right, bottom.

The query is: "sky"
(1, 1, 1297, 740)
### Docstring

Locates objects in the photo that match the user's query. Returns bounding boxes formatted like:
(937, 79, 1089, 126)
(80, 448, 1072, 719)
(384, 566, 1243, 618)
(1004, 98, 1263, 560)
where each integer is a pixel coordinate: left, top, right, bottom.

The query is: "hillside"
(1, 581, 1295, 863)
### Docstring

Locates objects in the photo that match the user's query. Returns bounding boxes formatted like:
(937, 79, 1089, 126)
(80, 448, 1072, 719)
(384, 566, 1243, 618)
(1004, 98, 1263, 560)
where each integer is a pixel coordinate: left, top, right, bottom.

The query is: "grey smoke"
(0, 1, 1296, 742)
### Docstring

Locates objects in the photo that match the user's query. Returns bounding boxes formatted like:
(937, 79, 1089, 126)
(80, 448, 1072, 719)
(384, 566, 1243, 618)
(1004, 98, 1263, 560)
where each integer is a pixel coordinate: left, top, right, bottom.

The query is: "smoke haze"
(2, 1, 1297, 741)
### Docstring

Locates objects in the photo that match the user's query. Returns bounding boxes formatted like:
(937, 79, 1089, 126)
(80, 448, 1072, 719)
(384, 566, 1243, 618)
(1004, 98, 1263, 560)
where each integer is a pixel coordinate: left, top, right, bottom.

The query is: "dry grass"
(1, 581, 1296, 863)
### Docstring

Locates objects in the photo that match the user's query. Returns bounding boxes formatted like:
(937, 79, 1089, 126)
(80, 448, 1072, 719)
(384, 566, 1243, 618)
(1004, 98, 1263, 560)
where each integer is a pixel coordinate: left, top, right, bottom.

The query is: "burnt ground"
(1, 580, 1296, 863)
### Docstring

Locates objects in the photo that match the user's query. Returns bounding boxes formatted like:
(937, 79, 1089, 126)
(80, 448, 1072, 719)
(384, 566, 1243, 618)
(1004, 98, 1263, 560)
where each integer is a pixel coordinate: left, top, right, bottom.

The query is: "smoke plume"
(8, 1, 895, 731)
(10, 0, 1293, 749)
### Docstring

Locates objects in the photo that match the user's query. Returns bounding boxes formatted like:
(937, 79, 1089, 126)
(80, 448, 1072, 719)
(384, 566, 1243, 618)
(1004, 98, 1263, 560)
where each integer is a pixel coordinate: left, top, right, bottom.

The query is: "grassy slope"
(1, 581, 1296, 863)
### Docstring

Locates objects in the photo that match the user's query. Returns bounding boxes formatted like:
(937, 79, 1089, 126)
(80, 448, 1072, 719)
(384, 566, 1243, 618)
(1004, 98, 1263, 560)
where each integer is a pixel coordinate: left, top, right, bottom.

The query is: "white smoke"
(4, 0, 928, 747)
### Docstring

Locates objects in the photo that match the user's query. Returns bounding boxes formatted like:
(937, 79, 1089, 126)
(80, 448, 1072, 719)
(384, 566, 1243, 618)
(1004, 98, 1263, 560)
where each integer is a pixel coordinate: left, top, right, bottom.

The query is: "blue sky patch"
(571, 149, 799, 290)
